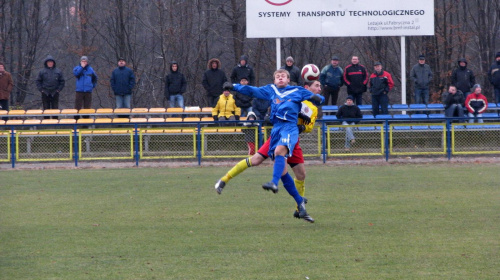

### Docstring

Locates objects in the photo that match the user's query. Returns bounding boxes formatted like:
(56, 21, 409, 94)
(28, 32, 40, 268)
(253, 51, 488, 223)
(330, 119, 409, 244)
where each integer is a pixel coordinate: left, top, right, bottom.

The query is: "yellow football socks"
(221, 157, 252, 183)
(294, 178, 305, 197)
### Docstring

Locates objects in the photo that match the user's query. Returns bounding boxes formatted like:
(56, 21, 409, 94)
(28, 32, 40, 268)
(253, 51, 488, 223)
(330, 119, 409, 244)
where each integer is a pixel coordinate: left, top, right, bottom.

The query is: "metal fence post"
(446, 119, 451, 160)
(385, 120, 389, 161)
(197, 123, 201, 166)
(10, 126, 15, 168)
(134, 123, 139, 166)
(73, 124, 79, 167)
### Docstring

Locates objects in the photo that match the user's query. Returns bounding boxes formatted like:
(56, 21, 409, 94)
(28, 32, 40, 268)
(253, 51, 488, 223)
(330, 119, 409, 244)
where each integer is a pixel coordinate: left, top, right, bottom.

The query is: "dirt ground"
(2, 156, 500, 171)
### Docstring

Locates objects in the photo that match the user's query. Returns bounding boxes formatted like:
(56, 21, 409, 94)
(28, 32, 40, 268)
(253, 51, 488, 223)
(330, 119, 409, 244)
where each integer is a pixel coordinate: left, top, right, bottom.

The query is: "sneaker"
(214, 179, 226, 195)
(297, 201, 315, 223)
(262, 181, 279, 193)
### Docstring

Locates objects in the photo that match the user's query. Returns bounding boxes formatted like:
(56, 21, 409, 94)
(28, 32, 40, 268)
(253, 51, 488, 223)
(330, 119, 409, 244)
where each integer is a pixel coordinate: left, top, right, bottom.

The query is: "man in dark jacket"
(442, 85, 465, 120)
(252, 98, 271, 121)
(369, 62, 394, 116)
(320, 55, 343, 105)
(410, 55, 433, 105)
(232, 77, 253, 117)
(0, 62, 13, 118)
(280, 56, 301, 86)
(336, 95, 362, 150)
(451, 58, 475, 98)
(343, 56, 368, 105)
(36, 55, 65, 114)
(73, 56, 97, 111)
(165, 61, 187, 109)
(202, 58, 227, 107)
(488, 52, 500, 104)
(110, 57, 136, 109)
(230, 55, 255, 85)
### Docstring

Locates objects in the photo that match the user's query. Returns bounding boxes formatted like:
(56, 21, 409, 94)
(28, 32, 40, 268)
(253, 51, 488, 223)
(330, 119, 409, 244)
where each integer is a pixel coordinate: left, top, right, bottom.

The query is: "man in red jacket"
(465, 84, 488, 123)
(368, 62, 394, 116)
(343, 56, 369, 105)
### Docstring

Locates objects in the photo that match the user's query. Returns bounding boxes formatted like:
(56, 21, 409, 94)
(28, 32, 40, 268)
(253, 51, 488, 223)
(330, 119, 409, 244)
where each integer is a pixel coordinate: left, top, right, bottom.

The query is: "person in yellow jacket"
(212, 82, 241, 121)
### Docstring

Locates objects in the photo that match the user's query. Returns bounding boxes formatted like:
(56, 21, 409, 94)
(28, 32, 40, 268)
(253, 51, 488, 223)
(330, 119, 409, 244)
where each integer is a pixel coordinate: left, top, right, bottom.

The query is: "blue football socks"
(272, 155, 286, 185)
(281, 172, 303, 206)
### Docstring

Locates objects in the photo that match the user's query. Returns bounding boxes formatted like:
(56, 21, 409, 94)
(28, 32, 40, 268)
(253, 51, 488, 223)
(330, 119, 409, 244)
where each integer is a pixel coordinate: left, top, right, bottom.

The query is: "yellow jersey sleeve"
(297, 100, 318, 133)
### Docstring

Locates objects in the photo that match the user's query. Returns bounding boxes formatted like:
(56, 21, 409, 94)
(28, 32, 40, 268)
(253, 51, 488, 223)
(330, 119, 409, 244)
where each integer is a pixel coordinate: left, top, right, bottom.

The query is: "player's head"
(304, 80, 321, 94)
(273, 69, 290, 88)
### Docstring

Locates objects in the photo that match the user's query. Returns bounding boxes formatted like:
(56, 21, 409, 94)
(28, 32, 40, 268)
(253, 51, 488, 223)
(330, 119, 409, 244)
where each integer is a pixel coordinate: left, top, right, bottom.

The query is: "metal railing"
(1, 117, 500, 168)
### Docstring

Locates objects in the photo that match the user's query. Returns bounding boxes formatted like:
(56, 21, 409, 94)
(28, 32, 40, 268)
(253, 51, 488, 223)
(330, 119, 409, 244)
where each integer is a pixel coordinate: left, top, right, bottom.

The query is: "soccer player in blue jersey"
(225, 69, 324, 222)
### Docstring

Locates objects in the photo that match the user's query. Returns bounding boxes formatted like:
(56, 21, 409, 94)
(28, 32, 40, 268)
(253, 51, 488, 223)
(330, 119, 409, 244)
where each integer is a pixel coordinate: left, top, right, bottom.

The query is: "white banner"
(247, 0, 435, 38)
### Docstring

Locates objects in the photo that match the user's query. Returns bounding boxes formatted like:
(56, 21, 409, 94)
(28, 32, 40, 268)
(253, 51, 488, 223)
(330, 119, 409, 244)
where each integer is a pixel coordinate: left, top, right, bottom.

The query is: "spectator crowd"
(1, 51, 500, 121)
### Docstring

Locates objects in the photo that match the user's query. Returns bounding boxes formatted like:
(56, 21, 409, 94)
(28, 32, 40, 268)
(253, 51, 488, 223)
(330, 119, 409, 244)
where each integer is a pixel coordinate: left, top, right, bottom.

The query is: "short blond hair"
(273, 69, 290, 79)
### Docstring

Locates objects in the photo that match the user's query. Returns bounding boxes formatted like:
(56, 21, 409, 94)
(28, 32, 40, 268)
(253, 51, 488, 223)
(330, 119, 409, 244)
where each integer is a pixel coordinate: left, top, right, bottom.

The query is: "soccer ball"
(301, 64, 320, 81)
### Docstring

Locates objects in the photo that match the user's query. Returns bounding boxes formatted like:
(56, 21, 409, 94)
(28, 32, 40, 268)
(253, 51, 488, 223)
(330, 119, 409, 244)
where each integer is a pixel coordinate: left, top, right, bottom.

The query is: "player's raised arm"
(231, 82, 273, 101)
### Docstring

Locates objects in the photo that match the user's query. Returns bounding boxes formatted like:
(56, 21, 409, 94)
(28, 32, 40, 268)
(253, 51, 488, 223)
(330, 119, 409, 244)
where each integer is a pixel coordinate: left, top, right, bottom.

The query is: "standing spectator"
(0, 62, 14, 119)
(35, 55, 65, 117)
(319, 55, 343, 105)
(487, 52, 500, 104)
(368, 62, 394, 116)
(110, 57, 136, 110)
(230, 55, 255, 86)
(73, 56, 97, 111)
(343, 56, 368, 105)
(212, 82, 241, 121)
(442, 85, 465, 120)
(233, 77, 253, 117)
(281, 56, 301, 86)
(336, 95, 362, 150)
(202, 58, 227, 107)
(465, 84, 488, 123)
(252, 97, 271, 122)
(451, 58, 475, 98)
(410, 55, 433, 105)
(164, 61, 187, 109)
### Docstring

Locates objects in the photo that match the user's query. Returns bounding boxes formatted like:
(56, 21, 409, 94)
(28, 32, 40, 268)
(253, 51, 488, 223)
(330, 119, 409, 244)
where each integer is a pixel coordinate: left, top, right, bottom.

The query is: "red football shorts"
(257, 137, 304, 164)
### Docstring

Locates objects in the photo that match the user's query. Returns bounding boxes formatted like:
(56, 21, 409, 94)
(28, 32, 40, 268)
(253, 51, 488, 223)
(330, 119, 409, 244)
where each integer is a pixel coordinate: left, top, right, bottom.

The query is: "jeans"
(414, 88, 429, 105)
(342, 121, 356, 148)
(240, 106, 252, 117)
(322, 85, 340, 105)
(371, 94, 389, 116)
(169, 94, 184, 109)
(468, 112, 483, 123)
(495, 88, 500, 104)
(116, 94, 132, 109)
(445, 104, 464, 119)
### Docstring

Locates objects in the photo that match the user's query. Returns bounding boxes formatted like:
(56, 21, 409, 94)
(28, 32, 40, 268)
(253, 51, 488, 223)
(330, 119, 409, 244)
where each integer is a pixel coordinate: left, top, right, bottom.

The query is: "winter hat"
(80, 56, 88, 62)
(346, 95, 354, 101)
(472, 84, 481, 92)
(496, 52, 500, 58)
(374, 61, 382, 66)
(247, 111, 257, 121)
(240, 55, 248, 63)
(118, 57, 126, 62)
(331, 55, 339, 60)
(418, 55, 425, 60)
(286, 56, 294, 63)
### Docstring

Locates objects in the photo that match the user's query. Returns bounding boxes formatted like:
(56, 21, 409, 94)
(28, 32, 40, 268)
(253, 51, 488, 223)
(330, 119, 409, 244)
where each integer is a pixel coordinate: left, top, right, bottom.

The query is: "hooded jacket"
(164, 62, 187, 98)
(36, 55, 65, 94)
(212, 92, 241, 119)
(230, 55, 255, 85)
(451, 59, 475, 93)
(410, 63, 433, 89)
(202, 58, 227, 97)
(110, 63, 135, 96)
(73, 62, 97, 93)
(0, 68, 13, 100)
(488, 60, 500, 88)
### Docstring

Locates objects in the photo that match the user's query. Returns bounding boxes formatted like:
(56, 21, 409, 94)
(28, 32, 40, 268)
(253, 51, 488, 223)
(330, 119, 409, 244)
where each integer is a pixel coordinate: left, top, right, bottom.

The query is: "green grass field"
(1, 164, 499, 279)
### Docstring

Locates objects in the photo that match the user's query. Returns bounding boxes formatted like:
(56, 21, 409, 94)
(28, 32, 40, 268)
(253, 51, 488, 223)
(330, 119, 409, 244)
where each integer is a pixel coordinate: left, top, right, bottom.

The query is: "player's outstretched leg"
(215, 157, 252, 194)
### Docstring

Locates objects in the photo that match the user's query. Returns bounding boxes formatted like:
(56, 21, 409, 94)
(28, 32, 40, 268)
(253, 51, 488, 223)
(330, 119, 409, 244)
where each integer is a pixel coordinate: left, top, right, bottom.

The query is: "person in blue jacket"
(73, 56, 97, 110)
(227, 68, 324, 221)
(110, 57, 136, 109)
